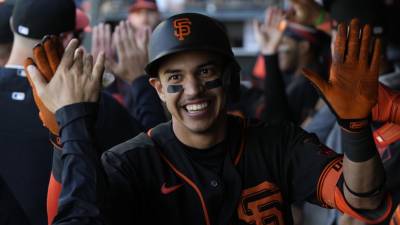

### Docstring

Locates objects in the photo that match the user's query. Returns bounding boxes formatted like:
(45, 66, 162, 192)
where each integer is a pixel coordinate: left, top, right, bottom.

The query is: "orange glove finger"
(33, 44, 53, 82)
(24, 58, 60, 135)
(43, 35, 62, 74)
(359, 24, 372, 68)
(345, 19, 361, 64)
(333, 22, 346, 64)
(51, 35, 64, 59)
(370, 38, 382, 75)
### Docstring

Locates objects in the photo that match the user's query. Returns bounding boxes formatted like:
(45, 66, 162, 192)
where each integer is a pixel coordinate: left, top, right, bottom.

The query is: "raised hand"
(24, 36, 64, 135)
(253, 7, 287, 55)
(91, 23, 114, 65)
(27, 39, 105, 114)
(111, 20, 151, 83)
(302, 19, 381, 128)
(288, 0, 326, 26)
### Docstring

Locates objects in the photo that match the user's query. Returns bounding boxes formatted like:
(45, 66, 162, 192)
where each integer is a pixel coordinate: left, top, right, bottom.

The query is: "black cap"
(0, 3, 13, 43)
(329, 0, 384, 28)
(145, 13, 239, 76)
(12, 0, 76, 39)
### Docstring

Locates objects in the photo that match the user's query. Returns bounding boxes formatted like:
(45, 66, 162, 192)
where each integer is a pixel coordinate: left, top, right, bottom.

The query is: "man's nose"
(184, 75, 205, 96)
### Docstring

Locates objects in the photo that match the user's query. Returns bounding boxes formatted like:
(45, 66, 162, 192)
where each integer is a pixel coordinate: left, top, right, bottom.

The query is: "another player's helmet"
(145, 13, 241, 101)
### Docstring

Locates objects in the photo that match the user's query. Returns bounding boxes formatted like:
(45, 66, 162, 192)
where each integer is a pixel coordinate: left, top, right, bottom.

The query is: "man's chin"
(185, 124, 213, 134)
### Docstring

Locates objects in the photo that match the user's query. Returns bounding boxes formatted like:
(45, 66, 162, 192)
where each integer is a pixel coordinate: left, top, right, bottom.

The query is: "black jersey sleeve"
(52, 103, 105, 225)
(266, 121, 392, 224)
(263, 54, 291, 123)
(266, 121, 338, 204)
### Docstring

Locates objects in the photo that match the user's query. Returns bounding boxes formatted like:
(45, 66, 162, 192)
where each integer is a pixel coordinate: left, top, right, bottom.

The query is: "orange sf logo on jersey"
(238, 181, 284, 225)
(173, 18, 192, 41)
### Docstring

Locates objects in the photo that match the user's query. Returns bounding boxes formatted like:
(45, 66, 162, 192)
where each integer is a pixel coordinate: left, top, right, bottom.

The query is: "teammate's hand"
(287, 0, 326, 26)
(91, 23, 114, 70)
(302, 19, 381, 120)
(24, 36, 63, 135)
(111, 20, 150, 83)
(253, 7, 287, 55)
(27, 39, 105, 113)
(372, 84, 400, 124)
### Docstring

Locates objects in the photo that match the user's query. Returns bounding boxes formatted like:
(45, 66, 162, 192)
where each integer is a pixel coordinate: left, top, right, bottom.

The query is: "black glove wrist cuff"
(341, 126, 377, 162)
(337, 118, 370, 132)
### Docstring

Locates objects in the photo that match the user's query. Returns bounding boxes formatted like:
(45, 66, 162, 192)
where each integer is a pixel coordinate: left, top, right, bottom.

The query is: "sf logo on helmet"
(173, 18, 192, 41)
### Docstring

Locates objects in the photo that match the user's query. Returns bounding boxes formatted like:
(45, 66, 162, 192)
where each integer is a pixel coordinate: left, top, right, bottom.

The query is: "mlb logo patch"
(18, 25, 29, 36)
(11, 92, 25, 101)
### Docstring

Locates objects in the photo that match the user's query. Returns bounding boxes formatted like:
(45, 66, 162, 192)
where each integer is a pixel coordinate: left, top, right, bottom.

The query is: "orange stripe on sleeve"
(317, 156, 393, 224)
(47, 173, 62, 225)
(334, 189, 392, 224)
(317, 157, 343, 208)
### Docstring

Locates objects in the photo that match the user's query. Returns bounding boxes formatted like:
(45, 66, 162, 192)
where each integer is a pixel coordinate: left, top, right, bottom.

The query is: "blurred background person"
(252, 6, 330, 125)
(0, 1, 76, 224)
(91, 0, 166, 130)
(128, 0, 161, 30)
(0, 2, 13, 66)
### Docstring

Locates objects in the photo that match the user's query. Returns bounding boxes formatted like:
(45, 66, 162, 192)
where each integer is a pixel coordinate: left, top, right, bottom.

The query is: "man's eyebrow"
(163, 69, 181, 75)
(197, 60, 219, 69)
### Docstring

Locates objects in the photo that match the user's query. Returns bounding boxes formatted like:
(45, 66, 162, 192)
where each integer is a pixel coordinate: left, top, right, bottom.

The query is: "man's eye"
(200, 68, 210, 75)
(200, 67, 216, 77)
(168, 74, 181, 81)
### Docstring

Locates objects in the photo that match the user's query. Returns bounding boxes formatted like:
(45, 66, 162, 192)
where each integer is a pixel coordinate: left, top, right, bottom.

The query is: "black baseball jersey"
(0, 67, 144, 225)
(0, 67, 51, 225)
(52, 103, 391, 225)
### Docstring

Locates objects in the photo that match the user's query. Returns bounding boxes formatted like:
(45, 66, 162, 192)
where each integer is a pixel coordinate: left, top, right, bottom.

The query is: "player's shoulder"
(101, 122, 172, 169)
(103, 121, 172, 158)
(246, 117, 301, 135)
(105, 132, 155, 157)
(244, 117, 319, 147)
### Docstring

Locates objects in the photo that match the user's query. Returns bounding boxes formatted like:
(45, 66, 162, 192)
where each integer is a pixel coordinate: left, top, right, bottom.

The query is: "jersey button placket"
(210, 180, 219, 188)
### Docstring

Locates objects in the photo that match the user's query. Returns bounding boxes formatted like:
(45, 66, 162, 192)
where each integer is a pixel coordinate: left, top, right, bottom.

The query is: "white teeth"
(186, 102, 208, 112)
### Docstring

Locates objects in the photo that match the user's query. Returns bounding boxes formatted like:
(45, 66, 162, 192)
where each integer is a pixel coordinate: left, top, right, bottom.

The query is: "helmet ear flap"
(222, 62, 241, 103)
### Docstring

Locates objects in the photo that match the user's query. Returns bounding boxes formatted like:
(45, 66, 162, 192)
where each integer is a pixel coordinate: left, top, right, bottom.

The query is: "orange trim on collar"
(234, 118, 247, 165)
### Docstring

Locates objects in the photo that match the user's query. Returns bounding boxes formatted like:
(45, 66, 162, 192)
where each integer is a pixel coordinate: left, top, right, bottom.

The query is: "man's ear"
(9, 17, 15, 33)
(149, 77, 165, 102)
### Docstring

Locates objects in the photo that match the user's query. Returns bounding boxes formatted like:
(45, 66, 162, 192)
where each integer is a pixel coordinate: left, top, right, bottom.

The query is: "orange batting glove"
(24, 35, 63, 136)
(302, 19, 381, 132)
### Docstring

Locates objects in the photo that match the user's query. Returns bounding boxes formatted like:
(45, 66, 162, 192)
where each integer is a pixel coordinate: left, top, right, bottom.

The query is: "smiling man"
(27, 13, 394, 225)
(150, 51, 227, 148)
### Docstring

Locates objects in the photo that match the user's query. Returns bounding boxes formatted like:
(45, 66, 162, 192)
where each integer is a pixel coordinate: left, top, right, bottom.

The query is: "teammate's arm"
(302, 19, 385, 209)
(27, 39, 106, 225)
(254, 7, 291, 123)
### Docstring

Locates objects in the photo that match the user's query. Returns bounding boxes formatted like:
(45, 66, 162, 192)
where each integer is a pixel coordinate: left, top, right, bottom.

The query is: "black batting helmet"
(145, 12, 241, 100)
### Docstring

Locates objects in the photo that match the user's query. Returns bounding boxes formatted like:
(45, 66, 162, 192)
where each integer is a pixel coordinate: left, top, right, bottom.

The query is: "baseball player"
(0, 2, 13, 66)
(27, 13, 393, 225)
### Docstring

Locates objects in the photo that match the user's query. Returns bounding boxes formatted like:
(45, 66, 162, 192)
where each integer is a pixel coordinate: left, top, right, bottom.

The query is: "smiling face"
(150, 50, 227, 137)
(128, 8, 160, 30)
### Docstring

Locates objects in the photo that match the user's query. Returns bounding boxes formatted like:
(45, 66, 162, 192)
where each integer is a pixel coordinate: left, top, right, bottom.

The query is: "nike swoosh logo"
(161, 182, 184, 195)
